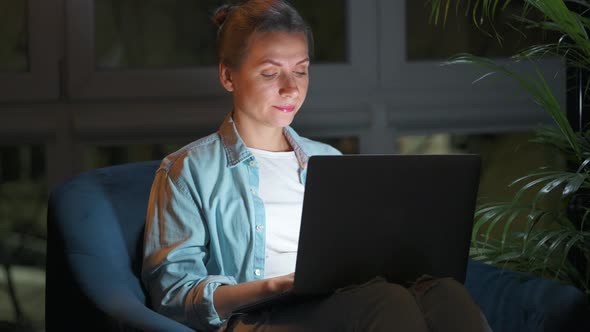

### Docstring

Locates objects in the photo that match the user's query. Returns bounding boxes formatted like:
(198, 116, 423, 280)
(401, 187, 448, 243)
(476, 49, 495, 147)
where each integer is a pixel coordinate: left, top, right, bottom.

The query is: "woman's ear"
(219, 63, 234, 92)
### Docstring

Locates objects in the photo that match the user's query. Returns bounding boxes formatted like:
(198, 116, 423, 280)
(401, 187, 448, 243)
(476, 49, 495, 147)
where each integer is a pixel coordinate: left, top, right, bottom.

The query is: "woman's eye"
(294, 71, 307, 77)
(261, 73, 278, 78)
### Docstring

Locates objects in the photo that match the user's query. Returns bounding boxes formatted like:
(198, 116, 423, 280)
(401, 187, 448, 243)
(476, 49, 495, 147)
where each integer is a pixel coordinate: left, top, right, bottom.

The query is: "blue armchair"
(46, 161, 590, 332)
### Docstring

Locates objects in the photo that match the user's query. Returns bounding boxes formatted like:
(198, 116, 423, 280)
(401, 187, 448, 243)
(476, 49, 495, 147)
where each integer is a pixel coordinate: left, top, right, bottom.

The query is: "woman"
(141, 1, 492, 331)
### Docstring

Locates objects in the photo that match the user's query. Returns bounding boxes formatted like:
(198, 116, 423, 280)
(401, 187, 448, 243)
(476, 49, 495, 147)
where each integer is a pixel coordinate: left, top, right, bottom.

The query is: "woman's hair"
(212, 0, 313, 69)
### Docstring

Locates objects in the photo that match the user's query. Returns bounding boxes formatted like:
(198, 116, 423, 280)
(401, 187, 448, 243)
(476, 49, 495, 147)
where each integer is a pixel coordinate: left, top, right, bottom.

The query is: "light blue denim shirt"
(142, 113, 341, 331)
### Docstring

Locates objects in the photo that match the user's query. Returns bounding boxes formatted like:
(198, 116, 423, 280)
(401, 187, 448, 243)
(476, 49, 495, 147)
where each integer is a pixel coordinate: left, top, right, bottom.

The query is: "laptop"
(232, 154, 481, 314)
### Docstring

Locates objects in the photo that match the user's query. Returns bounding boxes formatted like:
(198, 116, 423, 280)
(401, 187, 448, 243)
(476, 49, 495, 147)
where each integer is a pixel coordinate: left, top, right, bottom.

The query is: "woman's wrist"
(213, 275, 294, 319)
(265, 274, 294, 294)
(265, 277, 281, 294)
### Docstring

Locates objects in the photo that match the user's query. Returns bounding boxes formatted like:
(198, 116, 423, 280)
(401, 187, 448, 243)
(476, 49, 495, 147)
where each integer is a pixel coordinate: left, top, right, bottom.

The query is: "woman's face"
(220, 31, 309, 131)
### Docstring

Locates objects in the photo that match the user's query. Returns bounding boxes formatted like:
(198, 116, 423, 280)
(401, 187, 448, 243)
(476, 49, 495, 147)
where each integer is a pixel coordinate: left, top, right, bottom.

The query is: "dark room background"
(0, 1, 565, 331)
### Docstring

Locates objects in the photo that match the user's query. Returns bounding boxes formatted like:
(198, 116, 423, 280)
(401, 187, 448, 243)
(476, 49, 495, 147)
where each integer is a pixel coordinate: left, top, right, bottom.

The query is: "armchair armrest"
(465, 259, 590, 332)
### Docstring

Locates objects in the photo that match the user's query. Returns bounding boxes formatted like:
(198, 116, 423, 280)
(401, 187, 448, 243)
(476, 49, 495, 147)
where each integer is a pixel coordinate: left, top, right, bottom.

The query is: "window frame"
(378, 0, 562, 134)
(65, 0, 378, 100)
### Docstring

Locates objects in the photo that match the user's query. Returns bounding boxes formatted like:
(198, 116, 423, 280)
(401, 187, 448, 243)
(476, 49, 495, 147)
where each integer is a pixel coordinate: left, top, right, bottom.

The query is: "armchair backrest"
(46, 160, 193, 332)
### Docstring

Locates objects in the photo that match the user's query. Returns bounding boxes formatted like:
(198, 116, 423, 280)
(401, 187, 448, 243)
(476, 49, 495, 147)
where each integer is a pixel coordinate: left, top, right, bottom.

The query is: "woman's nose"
(279, 75, 300, 98)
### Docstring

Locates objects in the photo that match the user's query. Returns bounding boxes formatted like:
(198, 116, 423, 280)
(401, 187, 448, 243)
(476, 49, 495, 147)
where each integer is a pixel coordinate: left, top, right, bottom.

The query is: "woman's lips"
(273, 105, 296, 113)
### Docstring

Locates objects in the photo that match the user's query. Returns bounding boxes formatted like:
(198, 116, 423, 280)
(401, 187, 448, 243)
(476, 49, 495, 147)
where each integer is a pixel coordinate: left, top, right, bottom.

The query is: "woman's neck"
(235, 121, 292, 152)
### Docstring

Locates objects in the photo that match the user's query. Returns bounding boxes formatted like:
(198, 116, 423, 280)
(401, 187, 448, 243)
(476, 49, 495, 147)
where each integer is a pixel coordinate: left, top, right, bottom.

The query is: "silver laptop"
(233, 154, 481, 314)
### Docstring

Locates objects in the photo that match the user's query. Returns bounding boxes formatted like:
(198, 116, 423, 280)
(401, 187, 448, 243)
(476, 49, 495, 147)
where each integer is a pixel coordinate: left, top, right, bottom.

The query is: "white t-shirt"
(249, 147, 304, 279)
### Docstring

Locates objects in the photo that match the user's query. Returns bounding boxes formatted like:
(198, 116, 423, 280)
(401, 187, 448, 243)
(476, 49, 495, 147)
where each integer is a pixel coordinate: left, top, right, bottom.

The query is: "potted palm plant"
(427, 0, 590, 295)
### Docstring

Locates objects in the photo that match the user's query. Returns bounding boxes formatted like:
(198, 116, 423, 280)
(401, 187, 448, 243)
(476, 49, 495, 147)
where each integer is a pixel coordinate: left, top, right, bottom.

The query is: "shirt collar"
(218, 112, 310, 169)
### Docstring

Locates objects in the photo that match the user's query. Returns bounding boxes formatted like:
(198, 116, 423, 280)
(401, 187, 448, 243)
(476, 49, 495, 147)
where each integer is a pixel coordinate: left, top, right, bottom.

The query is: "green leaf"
(563, 173, 586, 197)
(428, 0, 590, 295)
(576, 157, 590, 173)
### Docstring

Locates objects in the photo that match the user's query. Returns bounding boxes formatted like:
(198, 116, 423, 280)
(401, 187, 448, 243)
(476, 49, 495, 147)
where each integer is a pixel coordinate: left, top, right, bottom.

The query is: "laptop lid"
(292, 154, 481, 296)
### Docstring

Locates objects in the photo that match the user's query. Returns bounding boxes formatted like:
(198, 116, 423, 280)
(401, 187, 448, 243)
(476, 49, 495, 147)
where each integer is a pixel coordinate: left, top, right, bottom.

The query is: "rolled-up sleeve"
(142, 169, 236, 331)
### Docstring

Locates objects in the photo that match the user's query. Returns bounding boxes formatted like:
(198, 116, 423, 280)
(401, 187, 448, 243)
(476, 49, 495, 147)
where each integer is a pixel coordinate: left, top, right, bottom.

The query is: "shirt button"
(254, 269, 261, 276)
(249, 160, 256, 167)
(251, 188, 256, 195)
(256, 224, 264, 231)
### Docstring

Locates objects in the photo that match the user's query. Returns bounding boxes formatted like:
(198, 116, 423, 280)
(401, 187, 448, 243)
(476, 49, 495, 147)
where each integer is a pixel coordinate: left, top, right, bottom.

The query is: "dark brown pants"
(221, 276, 492, 332)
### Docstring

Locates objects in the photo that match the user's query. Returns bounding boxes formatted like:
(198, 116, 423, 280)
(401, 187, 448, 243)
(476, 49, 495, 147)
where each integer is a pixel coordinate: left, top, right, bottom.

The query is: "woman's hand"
(266, 272, 295, 294)
(213, 273, 295, 319)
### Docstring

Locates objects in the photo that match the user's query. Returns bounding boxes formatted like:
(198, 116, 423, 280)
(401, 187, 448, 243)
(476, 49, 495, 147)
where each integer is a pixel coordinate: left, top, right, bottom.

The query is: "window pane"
(95, 0, 219, 69)
(83, 137, 357, 171)
(311, 136, 358, 154)
(0, 145, 47, 329)
(396, 132, 565, 196)
(0, 0, 28, 72)
(95, 0, 347, 70)
(406, 1, 559, 60)
(0, 145, 47, 242)
(83, 143, 185, 170)
(396, 131, 565, 235)
(290, 0, 348, 63)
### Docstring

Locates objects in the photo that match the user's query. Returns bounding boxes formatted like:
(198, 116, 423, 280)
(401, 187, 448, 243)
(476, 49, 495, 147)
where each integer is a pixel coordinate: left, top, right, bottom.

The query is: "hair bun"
(213, 4, 233, 28)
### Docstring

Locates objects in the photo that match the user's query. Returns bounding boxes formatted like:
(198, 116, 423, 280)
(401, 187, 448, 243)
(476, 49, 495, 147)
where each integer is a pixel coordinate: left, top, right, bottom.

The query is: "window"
(405, 0, 559, 60)
(95, 0, 347, 70)
(0, 0, 28, 72)
(0, 145, 47, 331)
(95, 0, 219, 70)
(396, 131, 566, 206)
(0, 145, 47, 241)
(82, 143, 185, 170)
(311, 136, 359, 154)
(68, 0, 369, 99)
(0, 0, 59, 101)
(378, 1, 562, 135)
(291, 0, 348, 63)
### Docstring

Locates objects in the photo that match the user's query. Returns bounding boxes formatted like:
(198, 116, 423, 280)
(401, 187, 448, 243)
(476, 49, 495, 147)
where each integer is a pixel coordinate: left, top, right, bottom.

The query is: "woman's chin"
(277, 114, 295, 127)
(271, 111, 297, 127)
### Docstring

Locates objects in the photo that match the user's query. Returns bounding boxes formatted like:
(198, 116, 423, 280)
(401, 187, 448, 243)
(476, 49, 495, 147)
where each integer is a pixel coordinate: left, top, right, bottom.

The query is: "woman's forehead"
(244, 31, 309, 65)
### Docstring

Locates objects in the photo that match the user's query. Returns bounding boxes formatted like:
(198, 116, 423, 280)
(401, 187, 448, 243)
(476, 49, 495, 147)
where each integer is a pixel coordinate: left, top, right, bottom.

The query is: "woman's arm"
(214, 273, 294, 319)
(143, 169, 238, 330)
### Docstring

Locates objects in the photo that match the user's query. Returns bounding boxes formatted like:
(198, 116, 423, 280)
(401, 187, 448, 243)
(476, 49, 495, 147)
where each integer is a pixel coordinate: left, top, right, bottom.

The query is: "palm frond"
(531, 126, 574, 152)
(513, 39, 590, 71)
(509, 170, 588, 204)
(527, 0, 590, 58)
(429, 0, 514, 26)
(430, 0, 590, 295)
(472, 226, 590, 287)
